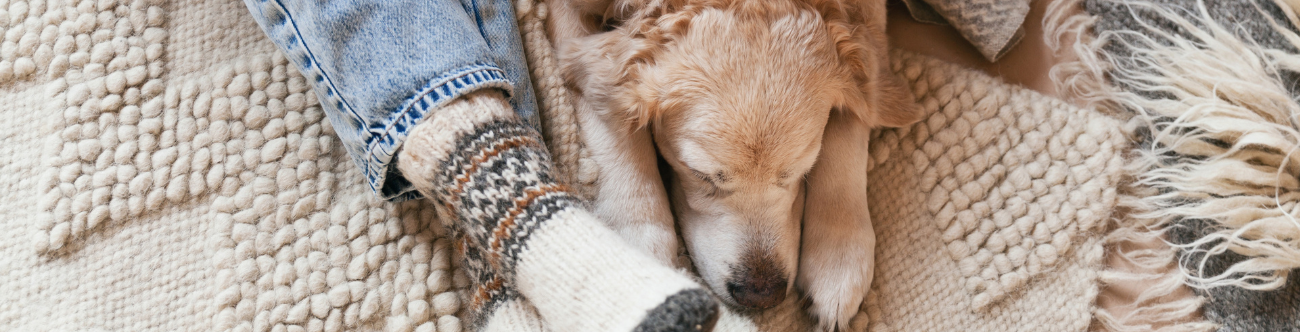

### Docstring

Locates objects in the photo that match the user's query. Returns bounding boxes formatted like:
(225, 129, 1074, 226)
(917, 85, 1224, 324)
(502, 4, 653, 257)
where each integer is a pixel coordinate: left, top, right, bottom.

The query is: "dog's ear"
(603, 9, 700, 130)
(870, 65, 921, 128)
(560, 30, 667, 130)
(823, 3, 922, 128)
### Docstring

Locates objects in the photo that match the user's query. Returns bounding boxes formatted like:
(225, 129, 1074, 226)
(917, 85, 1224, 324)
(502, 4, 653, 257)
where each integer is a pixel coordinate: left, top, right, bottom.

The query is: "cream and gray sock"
(396, 90, 719, 332)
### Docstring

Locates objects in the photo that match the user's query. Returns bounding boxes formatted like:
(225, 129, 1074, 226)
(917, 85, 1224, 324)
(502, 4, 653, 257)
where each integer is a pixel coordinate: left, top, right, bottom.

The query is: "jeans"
(241, 0, 541, 201)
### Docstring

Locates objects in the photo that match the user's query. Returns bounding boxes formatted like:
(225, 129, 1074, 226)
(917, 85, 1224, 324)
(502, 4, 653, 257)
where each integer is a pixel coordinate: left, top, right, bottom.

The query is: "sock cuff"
(423, 119, 570, 269)
(397, 88, 582, 284)
(397, 89, 520, 196)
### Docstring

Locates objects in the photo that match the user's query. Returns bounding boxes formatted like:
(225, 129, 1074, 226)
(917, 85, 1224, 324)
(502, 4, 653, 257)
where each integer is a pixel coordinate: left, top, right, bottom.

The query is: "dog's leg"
(798, 110, 875, 332)
(553, 15, 682, 268)
(571, 93, 683, 267)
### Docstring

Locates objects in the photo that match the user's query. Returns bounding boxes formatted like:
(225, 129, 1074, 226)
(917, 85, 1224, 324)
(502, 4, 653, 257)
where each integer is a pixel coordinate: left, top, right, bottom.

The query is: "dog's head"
(562, 0, 919, 310)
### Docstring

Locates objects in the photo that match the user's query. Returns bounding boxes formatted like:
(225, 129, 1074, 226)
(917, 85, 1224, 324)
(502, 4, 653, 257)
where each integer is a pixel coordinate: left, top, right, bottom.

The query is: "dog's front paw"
(798, 109, 877, 331)
(808, 288, 865, 332)
(797, 235, 874, 332)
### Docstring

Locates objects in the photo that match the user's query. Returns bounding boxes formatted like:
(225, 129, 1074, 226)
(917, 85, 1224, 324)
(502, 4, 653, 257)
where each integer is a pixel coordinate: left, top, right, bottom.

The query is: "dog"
(547, 0, 920, 329)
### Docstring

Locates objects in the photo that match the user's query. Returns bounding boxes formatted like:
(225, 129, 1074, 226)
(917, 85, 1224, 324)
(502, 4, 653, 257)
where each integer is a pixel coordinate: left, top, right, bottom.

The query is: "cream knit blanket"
(0, 0, 1123, 331)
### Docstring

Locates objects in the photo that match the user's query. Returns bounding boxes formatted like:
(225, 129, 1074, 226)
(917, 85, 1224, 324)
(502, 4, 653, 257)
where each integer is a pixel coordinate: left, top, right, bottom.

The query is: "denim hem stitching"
(365, 66, 513, 200)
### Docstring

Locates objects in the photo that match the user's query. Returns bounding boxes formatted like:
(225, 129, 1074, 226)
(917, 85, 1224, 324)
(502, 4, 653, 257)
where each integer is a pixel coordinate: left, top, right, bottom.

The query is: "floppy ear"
(559, 30, 667, 131)
(569, 4, 701, 131)
(870, 64, 922, 128)
(824, 4, 922, 128)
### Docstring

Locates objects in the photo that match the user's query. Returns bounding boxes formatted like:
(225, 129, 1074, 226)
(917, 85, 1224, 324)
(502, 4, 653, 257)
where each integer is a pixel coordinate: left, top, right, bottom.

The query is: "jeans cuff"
(367, 64, 514, 201)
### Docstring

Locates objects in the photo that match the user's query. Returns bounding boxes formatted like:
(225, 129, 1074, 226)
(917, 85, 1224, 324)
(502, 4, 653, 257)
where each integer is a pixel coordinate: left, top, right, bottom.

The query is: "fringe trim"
(1049, 0, 1300, 331)
(1042, 0, 1123, 116)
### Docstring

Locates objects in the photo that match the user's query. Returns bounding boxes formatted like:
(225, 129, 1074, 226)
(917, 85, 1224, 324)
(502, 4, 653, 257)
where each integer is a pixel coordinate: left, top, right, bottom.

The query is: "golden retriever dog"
(547, 0, 920, 329)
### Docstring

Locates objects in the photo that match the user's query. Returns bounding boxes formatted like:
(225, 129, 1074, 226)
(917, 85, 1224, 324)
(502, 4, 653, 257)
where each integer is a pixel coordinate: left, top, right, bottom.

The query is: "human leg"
(397, 90, 718, 332)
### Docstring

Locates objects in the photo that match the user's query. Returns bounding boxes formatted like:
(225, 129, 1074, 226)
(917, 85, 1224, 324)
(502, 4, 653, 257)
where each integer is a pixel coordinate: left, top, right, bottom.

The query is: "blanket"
(1055, 0, 1300, 330)
(0, 0, 1126, 330)
(900, 0, 1031, 62)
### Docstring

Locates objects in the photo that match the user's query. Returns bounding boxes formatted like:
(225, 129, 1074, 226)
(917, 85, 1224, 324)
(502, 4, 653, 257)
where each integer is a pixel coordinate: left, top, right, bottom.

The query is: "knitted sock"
(454, 235, 549, 332)
(397, 90, 719, 332)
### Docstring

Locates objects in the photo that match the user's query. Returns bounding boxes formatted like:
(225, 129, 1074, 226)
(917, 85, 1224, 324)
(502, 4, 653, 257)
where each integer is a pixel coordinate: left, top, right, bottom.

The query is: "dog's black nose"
(725, 252, 788, 310)
(726, 277, 787, 309)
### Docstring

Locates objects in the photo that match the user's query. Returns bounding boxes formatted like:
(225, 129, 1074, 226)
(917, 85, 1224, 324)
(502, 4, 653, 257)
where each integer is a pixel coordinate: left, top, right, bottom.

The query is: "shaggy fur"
(546, 0, 920, 330)
(1049, 0, 1300, 330)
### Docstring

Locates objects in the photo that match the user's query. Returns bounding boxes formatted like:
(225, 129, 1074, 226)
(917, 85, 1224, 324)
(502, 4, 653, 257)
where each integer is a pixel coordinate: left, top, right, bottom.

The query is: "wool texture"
(2, 0, 1125, 331)
(853, 49, 1122, 331)
(1042, 1, 1213, 330)
(395, 90, 718, 332)
(1063, 0, 1300, 331)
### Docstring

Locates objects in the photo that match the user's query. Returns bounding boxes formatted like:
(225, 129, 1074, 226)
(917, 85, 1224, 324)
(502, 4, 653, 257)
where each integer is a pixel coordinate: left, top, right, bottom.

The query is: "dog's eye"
(689, 169, 721, 196)
(690, 169, 714, 184)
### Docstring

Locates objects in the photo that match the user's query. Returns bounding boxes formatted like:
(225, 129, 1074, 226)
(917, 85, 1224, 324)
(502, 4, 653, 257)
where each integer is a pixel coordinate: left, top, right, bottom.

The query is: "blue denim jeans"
(242, 0, 541, 201)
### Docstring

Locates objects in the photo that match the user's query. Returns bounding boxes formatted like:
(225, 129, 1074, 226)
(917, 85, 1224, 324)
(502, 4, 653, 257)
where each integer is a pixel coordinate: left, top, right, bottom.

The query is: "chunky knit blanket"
(0, 0, 1126, 331)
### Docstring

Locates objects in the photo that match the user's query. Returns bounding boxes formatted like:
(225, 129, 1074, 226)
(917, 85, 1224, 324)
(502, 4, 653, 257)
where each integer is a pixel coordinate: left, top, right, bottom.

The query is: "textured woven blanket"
(858, 49, 1123, 331)
(0, 0, 1124, 331)
(900, 0, 1030, 62)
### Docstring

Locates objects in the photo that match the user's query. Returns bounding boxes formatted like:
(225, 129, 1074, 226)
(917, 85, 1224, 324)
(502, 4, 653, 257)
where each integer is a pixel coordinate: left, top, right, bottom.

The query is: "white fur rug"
(0, 0, 1125, 331)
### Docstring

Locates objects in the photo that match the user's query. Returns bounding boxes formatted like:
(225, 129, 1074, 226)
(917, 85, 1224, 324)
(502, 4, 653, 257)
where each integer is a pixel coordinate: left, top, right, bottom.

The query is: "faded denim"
(242, 0, 541, 201)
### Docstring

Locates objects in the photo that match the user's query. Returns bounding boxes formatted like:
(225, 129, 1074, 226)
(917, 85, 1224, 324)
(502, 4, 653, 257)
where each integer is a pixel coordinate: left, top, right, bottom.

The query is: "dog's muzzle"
(725, 251, 787, 309)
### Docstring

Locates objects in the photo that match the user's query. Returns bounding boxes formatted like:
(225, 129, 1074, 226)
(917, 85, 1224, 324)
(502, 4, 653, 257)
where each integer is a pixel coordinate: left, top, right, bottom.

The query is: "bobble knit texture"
(2, 0, 1126, 331)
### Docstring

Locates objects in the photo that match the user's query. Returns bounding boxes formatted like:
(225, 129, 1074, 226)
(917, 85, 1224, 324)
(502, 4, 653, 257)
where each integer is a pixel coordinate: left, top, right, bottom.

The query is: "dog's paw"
(797, 221, 875, 332)
(801, 258, 872, 331)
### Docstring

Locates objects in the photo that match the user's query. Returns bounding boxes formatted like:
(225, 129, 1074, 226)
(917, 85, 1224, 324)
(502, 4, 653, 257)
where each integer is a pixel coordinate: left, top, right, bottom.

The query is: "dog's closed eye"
(776, 171, 796, 188)
(689, 169, 729, 197)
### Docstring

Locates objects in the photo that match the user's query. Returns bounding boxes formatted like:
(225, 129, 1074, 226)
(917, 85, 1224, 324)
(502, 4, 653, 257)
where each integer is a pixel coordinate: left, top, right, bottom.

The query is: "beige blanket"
(0, 0, 1124, 330)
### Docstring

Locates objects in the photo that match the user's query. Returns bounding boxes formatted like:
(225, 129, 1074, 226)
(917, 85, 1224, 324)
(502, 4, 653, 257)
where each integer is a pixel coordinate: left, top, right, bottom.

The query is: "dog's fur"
(546, 0, 920, 330)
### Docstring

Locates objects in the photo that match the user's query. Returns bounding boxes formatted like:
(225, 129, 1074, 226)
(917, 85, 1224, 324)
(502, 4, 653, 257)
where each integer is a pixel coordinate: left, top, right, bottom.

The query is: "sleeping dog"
(546, 0, 920, 329)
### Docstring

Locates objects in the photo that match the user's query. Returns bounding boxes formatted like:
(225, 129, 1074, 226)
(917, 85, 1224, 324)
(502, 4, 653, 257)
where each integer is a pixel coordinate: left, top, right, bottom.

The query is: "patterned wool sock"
(453, 235, 549, 332)
(397, 90, 719, 332)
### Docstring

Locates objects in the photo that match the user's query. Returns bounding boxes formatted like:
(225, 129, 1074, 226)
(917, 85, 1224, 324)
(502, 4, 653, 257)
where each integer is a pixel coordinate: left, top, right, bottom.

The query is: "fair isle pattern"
(456, 234, 523, 330)
(430, 120, 571, 328)
(434, 121, 571, 271)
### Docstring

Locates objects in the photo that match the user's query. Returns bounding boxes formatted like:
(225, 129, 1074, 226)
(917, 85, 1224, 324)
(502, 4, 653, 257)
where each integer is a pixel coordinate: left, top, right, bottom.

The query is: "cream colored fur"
(1047, 0, 1300, 331)
(546, 0, 920, 330)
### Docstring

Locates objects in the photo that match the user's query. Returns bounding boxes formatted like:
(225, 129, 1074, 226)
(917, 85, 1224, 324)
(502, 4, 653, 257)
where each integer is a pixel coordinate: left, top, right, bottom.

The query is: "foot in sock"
(454, 234, 548, 332)
(462, 233, 727, 332)
(397, 90, 719, 332)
